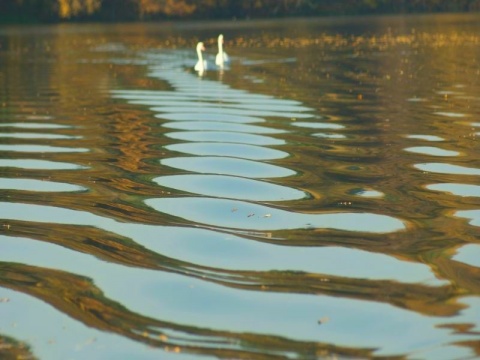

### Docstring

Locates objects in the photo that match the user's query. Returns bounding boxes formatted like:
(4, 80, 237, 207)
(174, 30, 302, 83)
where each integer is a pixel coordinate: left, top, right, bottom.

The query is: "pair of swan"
(195, 34, 229, 73)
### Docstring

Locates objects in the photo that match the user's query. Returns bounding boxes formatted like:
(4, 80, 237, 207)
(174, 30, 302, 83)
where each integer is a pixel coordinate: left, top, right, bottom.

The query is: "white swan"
(215, 34, 229, 67)
(194, 42, 207, 73)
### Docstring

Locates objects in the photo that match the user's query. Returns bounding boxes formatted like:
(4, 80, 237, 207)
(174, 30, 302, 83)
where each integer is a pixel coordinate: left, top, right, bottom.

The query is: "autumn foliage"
(1, 0, 480, 22)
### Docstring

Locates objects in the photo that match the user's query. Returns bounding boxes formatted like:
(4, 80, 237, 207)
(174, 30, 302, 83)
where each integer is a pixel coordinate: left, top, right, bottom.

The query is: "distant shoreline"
(0, 5, 479, 25)
(1, 12, 480, 28)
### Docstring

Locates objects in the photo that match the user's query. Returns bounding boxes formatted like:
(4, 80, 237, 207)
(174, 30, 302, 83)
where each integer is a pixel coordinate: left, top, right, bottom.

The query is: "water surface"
(1, 14, 480, 359)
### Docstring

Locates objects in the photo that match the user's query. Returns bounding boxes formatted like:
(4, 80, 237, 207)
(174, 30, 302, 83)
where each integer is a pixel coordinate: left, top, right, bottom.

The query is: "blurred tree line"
(2, 0, 480, 22)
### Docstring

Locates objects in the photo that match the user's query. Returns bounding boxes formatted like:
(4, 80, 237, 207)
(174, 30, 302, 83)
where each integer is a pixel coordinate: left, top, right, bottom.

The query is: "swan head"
(218, 34, 224, 44)
(196, 42, 205, 52)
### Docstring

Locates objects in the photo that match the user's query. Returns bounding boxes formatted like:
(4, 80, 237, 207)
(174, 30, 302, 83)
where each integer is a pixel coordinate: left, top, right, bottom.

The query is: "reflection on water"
(1, 14, 480, 359)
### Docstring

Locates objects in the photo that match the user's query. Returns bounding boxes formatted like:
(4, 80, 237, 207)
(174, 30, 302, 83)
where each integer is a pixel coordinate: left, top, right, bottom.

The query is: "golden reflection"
(0, 334, 36, 360)
(1, 15, 480, 358)
(0, 261, 382, 359)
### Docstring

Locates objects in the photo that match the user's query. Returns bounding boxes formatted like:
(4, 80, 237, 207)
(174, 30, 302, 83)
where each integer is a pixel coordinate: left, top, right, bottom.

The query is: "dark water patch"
(160, 157, 295, 178)
(145, 197, 406, 233)
(326, 164, 391, 182)
(162, 121, 286, 134)
(164, 131, 285, 146)
(165, 142, 288, 160)
(154, 174, 306, 201)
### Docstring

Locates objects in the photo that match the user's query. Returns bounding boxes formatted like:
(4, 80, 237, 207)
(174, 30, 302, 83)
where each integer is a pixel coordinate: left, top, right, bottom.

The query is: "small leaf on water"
(318, 316, 330, 325)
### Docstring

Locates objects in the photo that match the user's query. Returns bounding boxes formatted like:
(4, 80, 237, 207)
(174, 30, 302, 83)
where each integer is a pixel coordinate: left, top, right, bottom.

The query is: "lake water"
(1, 14, 480, 359)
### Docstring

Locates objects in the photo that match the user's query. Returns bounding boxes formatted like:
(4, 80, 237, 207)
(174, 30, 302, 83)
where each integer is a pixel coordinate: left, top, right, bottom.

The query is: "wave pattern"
(1, 18, 480, 360)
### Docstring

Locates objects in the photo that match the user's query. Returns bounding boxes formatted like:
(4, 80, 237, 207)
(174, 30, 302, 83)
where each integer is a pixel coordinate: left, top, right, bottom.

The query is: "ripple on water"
(0, 204, 432, 284)
(154, 174, 306, 201)
(0, 145, 88, 153)
(0, 123, 71, 129)
(426, 183, 480, 197)
(406, 135, 444, 141)
(313, 133, 347, 139)
(150, 105, 312, 119)
(0, 133, 80, 139)
(453, 244, 480, 267)
(155, 112, 264, 123)
(0, 233, 454, 354)
(0, 159, 88, 170)
(348, 188, 385, 198)
(0, 285, 152, 360)
(291, 122, 344, 130)
(113, 90, 279, 104)
(165, 131, 285, 146)
(145, 197, 406, 233)
(165, 143, 288, 160)
(147, 100, 313, 113)
(160, 157, 295, 178)
(404, 146, 460, 157)
(0, 178, 87, 192)
(415, 163, 480, 175)
(24, 115, 53, 121)
(434, 112, 467, 118)
(124, 89, 307, 108)
(162, 121, 285, 134)
(455, 210, 480, 227)
(406, 97, 427, 102)
(137, 229, 442, 284)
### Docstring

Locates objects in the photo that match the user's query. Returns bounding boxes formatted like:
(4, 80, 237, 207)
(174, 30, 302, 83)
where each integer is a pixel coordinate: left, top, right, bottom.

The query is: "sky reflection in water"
(1, 15, 480, 360)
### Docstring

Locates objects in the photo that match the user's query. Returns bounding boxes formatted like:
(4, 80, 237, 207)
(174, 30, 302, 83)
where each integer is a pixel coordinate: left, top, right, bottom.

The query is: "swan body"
(215, 34, 229, 67)
(194, 42, 207, 73)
